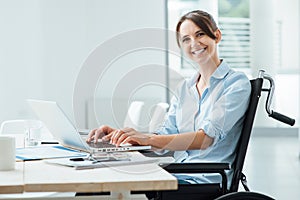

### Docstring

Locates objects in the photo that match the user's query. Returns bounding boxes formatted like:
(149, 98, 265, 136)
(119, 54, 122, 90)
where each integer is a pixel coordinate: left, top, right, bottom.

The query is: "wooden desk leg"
(110, 190, 147, 200)
(110, 190, 130, 199)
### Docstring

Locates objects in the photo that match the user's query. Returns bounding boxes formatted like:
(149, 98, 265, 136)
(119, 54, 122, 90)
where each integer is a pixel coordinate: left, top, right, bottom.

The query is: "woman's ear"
(214, 29, 222, 43)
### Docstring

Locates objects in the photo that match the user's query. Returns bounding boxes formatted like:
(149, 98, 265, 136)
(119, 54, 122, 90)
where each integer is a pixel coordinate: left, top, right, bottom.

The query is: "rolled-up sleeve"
(201, 73, 251, 145)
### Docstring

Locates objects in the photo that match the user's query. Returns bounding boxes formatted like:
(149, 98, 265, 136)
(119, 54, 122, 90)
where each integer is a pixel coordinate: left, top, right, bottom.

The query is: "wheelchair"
(152, 70, 295, 200)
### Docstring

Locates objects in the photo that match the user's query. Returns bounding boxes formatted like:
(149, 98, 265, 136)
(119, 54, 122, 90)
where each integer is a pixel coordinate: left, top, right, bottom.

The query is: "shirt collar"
(210, 60, 230, 80)
(187, 60, 231, 88)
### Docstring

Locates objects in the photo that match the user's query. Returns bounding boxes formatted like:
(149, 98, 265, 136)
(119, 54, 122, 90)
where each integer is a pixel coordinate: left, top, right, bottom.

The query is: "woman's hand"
(86, 125, 116, 143)
(103, 127, 152, 147)
(86, 126, 212, 150)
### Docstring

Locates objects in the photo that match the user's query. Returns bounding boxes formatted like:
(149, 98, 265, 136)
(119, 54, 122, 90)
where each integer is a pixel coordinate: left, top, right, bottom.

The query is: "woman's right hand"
(86, 125, 116, 143)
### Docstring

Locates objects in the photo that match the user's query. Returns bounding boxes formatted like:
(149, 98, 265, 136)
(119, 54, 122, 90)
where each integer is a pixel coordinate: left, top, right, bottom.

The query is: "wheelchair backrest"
(230, 78, 263, 192)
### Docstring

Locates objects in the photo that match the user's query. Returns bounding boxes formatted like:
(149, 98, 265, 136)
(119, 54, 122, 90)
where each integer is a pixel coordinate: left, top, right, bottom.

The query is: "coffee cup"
(0, 136, 15, 171)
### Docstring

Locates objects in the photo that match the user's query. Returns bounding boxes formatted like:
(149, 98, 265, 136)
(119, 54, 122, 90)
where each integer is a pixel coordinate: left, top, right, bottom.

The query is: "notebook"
(27, 99, 151, 153)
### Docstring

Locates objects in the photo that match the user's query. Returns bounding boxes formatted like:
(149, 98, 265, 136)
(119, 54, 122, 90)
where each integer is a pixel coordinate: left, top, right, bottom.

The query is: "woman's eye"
(196, 32, 205, 37)
(182, 37, 190, 43)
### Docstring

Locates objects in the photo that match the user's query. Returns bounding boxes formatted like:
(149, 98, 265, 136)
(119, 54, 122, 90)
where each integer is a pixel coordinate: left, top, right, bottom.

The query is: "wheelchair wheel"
(214, 191, 275, 200)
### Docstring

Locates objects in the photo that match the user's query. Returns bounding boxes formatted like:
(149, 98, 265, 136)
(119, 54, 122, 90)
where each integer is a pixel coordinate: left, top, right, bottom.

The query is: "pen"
(70, 157, 85, 161)
(41, 141, 59, 144)
(24, 158, 42, 161)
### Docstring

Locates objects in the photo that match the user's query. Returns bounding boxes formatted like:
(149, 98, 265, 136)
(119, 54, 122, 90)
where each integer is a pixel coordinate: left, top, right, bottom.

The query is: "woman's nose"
(190, 38, 198, 47)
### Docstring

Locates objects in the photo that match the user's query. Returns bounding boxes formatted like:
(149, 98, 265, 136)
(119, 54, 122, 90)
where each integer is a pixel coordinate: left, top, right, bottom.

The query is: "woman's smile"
(191, 47, 206, 56)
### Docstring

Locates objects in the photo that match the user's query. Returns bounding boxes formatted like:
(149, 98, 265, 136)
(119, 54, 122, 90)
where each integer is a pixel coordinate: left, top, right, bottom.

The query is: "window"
(218, 17, 250, 69)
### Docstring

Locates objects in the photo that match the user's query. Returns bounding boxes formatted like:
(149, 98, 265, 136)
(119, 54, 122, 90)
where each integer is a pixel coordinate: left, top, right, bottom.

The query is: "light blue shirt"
(156, 60, 251, 186)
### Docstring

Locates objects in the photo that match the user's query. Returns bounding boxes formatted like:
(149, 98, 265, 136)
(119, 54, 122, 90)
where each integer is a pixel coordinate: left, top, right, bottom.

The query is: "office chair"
(155, 70, 295, 200)
(148, 102, 169, 133)
(123, 101, 145, 129)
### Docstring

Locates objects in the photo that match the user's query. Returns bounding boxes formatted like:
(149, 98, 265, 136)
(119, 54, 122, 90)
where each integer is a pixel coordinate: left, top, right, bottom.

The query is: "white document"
(16, 146, 88, 161)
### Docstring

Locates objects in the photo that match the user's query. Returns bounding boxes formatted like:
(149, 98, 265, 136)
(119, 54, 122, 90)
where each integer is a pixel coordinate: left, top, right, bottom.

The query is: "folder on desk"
(45, 152, 174, 170)
(16, 146, 89, 161)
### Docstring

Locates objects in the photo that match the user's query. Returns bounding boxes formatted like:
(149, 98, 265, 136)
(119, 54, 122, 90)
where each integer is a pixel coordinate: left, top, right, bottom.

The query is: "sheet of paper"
(16, 146, 88, 160)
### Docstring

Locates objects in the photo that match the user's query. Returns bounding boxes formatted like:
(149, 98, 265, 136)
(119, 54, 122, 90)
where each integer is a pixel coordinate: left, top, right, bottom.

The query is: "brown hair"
(176, 10, 218, 46)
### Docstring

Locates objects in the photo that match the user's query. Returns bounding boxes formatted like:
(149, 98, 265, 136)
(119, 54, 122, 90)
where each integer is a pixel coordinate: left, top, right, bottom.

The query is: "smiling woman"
(87, 10, 251, 189)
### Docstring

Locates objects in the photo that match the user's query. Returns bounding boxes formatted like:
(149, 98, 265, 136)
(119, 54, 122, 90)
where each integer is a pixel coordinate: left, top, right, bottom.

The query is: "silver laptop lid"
(27, 99, 151, 153)
(27, 99, 91, 152)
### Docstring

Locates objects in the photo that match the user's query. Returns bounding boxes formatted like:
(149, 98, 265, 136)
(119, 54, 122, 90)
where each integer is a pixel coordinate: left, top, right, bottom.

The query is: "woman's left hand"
(103, 127, 152, 147)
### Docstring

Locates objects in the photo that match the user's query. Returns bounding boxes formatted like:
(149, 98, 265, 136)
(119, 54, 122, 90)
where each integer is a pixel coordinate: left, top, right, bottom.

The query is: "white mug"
(0, 136, 15, 171)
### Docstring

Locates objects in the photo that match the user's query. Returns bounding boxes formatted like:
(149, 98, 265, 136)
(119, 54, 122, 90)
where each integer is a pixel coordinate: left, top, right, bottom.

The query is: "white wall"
(0, 0, 167, 129)
(276, 0, 300, 73)
(0, 0, 44, 122)
(250, 0, 299, 128)
(1, 0, 298, 131)
(274, 0, 299, 128)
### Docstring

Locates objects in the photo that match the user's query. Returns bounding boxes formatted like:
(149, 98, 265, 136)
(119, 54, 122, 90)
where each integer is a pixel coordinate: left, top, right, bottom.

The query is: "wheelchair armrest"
(159, 162, 230, 194)
(159, 162, 230, 173)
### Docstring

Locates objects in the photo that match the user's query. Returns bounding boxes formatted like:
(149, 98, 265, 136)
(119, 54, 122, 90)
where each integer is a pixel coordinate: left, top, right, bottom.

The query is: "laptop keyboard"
(87, 141, 116, 149)
(81, 135, 116, 149)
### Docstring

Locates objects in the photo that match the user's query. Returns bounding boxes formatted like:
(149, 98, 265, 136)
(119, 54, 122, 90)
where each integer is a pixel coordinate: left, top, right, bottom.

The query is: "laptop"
(27, 99, 151, 153)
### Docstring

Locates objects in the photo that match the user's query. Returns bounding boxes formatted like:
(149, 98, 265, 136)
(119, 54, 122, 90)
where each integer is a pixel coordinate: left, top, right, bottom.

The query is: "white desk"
(0, 162, 23, 194)
(0, 152, 177, 199)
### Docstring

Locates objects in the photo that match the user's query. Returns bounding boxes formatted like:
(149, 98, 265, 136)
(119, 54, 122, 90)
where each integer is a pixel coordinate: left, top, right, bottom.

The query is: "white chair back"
(123, 101, 145, 130)
(149, 102, 169, 133)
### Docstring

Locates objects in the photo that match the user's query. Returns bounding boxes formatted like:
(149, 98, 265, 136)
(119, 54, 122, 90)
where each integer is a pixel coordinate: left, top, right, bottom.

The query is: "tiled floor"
(242, 136, 300, 199)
